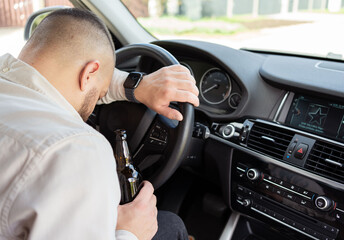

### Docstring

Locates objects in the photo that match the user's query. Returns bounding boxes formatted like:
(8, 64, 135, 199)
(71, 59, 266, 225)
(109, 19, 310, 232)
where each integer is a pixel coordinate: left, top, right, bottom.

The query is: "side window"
(0, 0, 73, 56)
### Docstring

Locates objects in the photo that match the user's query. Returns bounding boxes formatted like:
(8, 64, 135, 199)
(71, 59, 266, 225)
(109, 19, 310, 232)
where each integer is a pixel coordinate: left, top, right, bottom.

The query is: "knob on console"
(243, 199, 251, 207)
(247, 168, 260, 181)
(315, 196, 333, 211)
(219, 124, 235, 139)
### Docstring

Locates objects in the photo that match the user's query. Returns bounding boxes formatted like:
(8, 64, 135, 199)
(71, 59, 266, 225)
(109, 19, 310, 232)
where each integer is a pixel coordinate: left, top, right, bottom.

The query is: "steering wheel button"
(152, 131, 160, 138)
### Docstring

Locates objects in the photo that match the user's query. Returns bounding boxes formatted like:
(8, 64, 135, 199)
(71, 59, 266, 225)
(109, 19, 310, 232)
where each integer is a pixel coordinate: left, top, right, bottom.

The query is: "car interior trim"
(260, 55, 344, 99)
(218, 211, 241, 240)
(250, 207, 319, 240)
(273, 91, 290, 122)
(73, 0, 155, 45)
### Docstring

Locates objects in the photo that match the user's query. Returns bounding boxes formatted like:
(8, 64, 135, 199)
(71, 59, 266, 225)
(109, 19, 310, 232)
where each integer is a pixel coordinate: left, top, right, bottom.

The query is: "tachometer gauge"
(200, 68, 232, 105)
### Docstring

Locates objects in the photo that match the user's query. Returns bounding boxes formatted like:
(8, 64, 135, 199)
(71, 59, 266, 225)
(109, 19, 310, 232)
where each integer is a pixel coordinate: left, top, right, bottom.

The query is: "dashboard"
(153, 40, 344, 240)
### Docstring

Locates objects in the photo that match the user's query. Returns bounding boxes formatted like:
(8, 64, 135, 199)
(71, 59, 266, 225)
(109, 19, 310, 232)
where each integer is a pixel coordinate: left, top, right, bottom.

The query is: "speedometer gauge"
(200, 68, 232, 105)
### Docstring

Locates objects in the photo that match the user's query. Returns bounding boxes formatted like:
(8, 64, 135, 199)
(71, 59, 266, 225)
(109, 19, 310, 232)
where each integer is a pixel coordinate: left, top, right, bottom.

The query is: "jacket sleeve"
(98, 68, 129, 104)
(7, 133, 138, 240)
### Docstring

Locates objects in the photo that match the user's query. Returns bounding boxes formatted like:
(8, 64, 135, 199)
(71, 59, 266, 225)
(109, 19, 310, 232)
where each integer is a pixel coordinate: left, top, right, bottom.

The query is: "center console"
(231, 149, 343, 240)
(227, 93, 344, 240)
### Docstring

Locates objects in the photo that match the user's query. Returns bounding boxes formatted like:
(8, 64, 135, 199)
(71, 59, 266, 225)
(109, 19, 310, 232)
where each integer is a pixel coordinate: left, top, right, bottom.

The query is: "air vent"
(247, 123, 294, 159)
(305, 141, 344, 183)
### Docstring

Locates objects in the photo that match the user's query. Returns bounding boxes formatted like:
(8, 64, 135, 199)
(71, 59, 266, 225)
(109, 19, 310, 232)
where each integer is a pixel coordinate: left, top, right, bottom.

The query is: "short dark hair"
(42, 8, 115, 52)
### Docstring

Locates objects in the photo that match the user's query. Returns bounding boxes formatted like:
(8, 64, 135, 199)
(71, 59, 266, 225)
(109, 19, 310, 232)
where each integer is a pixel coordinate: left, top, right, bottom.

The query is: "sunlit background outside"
(124, 0, 344, 60)
(0, 0, 73, 56)
(0, 0, 344, 60)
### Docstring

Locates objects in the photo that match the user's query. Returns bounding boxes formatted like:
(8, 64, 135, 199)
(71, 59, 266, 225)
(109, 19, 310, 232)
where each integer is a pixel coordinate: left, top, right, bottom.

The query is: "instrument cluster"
(180, 61, 242, 114)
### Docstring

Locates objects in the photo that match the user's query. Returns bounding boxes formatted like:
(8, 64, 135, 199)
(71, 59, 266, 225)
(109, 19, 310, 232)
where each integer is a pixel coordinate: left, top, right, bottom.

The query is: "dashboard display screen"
(285, 95, 344, 142)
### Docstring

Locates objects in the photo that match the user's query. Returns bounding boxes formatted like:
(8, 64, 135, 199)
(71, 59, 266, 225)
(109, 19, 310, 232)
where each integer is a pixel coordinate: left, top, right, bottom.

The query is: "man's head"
(19, 8, 115, 121)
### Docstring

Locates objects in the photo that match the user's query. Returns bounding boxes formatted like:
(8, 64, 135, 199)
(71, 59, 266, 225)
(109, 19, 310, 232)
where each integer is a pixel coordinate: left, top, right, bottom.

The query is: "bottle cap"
(114, 129, 127, 141)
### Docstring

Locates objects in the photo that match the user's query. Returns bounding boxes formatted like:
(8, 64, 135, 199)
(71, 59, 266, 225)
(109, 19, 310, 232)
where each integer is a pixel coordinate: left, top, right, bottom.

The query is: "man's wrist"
(124, 88, 139, 103)
(123, 72, 145, 103)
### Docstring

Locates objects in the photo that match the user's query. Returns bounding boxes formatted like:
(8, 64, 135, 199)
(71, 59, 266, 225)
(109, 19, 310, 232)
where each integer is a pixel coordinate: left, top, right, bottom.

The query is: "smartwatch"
(124, 72, 145, 103)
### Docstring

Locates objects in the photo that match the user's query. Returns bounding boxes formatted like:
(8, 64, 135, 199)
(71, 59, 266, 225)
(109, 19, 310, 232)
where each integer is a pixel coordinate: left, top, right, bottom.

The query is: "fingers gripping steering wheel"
(99, 43, 194, 189)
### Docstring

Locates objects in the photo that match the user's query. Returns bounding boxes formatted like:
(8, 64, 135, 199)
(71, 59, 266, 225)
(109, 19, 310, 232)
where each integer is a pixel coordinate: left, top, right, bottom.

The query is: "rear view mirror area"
(24, 6, 69, 40)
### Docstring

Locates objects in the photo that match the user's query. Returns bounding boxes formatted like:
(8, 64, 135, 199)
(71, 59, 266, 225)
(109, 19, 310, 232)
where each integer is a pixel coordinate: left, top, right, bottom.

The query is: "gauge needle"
(202, 84, 219, 94)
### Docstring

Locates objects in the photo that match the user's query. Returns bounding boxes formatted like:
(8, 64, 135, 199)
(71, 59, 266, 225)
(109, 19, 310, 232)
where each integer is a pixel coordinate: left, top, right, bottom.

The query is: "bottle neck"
(122, 140, 132, 165)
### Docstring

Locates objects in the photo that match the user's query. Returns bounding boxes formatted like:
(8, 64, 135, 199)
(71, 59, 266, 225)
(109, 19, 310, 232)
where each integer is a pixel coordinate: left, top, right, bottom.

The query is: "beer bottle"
(114, 129, 143, 204)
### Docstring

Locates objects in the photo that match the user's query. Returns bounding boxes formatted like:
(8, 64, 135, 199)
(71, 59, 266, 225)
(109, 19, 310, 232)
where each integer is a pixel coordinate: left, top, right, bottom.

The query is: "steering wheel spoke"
(133, 117, 169, 164)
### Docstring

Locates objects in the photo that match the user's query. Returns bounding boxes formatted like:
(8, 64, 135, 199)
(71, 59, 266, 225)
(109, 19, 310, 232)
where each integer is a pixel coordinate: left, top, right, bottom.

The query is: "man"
(0, 8, 199, 240)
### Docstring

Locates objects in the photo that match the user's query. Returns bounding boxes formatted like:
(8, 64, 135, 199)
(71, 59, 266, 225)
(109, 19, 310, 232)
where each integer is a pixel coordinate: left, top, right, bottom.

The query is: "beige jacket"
(0, 54, 137, 240)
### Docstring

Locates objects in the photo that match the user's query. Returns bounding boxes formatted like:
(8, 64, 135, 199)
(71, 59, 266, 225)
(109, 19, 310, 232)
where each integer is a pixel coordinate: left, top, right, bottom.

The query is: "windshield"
(122, 0, 344, 61)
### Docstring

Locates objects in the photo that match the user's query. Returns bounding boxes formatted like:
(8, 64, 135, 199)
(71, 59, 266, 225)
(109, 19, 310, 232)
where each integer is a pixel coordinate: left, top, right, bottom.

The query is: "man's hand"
(134, 65, 199, 121)
(116, 181, 158, 240)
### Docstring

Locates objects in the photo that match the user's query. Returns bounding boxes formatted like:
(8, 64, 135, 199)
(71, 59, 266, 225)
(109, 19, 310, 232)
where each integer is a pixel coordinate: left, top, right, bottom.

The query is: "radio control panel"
(231, 150, 344, 240)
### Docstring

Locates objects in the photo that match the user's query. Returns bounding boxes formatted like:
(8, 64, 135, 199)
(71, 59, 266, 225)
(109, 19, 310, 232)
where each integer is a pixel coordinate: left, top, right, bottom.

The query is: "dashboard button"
(294, 143, 309, 159)
(321, 223, 331, 232)
(315, 197, 326, 208)
(262, 207, 269, 214)
(283, 182, 299, 192)
(297, 188, 313, 198)
(285, 193, 295, 201)
(247, 168, 260, 181)
(256, 204, 263, 211)
(315, 196, 333, 211)
(277, 180, 285, 186)
(295, 197, 312, 208)
(237, 195, 244, 201)
(242, 199, 251, 207)
(305, 228, 317, 236)
(274, 213, 284, 221)
(334, 210, 344, 224)
(288, 142, 297, 154)
(312, 231, 320, 238)
(319, 236, 335, 240)
(280, 215, 288, 222)
(263, 174, 276, 182)
(289, 184, 299, 191)
(284, 217, 293, 225)
(294, 222, 304, 231)
(247, 189, 255, 197)
(290, 221, 298, 228)
(271, 211, 278, 218)
(275, 189, 285, 197)
(300, 225, 308, 232)
(237, 185, 245, 192)
(237, 171, 245, 179)
(329, 227, 339, 235)
(262, 183, 272, 191)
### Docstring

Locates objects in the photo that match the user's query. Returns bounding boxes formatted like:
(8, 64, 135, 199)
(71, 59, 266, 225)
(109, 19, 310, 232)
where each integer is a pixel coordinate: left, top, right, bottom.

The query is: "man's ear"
(79, 60, 100, 91)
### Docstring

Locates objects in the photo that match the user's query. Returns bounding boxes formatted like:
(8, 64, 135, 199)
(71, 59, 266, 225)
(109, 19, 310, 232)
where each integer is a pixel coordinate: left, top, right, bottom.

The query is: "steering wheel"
(98, 43, 194, 189)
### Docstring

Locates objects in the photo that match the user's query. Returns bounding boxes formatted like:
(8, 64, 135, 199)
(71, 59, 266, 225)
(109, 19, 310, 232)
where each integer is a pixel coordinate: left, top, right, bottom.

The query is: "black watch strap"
(125, 87, 139, 103)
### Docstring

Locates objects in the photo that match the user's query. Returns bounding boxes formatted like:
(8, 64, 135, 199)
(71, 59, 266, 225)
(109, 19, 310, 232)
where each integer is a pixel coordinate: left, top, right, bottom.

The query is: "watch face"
(124, 72, 143, 89)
